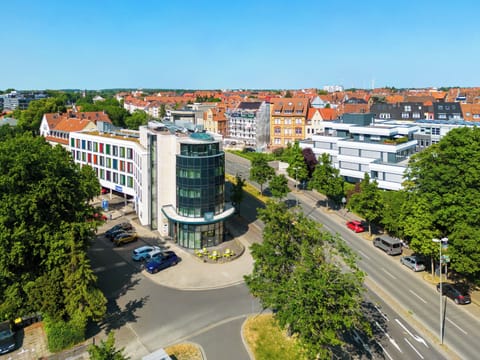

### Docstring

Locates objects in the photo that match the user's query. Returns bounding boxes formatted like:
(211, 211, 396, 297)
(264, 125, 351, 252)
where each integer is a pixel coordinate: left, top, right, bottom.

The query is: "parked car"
(400, 255, 426, 272)
(437, 283, 471, 305)
(132, 246, 161, 261)
(145, 251, 179, 274)
(113, 232, 138, 246)
(373, 235, 403, 256)
(0, 320, 15, 355)
(346, 220, 365, 233)
(105, 223, 133, 240)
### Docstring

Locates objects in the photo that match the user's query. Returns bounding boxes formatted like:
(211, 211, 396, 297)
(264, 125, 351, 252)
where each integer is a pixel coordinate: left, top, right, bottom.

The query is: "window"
(106, 144, 111, 155)
(285, 119, 292, 125)
(113, 172, 118, 183)
(93, 142, 98, 152)
(112, 145, 118, 156)
(274, 118, 281, 124)
(274, 127, 281, 135)
(120, 147, 125, 158)
(295, 127, 302, 135)
(127, 176, 133, 188)
(274, 138, 281, 144)
(106, 157, 111, 168)
(87, 141, 92, 151)
(404, 105, 411, 111)
(120, 160, 125, 172)
(82, 140, 86, 149)
(127, 148, 133, 159)
(106, 170, 111, 181)
(432, 128, 440, 135)
(295, 118, 302, 124)
(82, 152, 86, 162)
(113, 159, 118, 170)
(120, 174, 126, 185)
(99, 143, 104, 153)
(93, 154, 98, 165)
(412, 112, 421, 118)
(402, 112, 409, 119)
(99, 156, 104, 166)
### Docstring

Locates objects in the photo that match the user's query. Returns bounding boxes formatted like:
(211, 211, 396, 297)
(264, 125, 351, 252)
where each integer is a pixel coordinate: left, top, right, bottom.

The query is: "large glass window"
(106, 144, 111, 155)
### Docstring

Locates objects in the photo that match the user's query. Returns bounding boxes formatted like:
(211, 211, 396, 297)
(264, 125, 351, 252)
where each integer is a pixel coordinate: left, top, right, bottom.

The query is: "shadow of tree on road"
(101, 295, 150, 332)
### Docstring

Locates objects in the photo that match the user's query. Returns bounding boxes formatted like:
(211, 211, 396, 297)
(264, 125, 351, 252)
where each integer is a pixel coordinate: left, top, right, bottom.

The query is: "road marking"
(382, 267, 397, 279)
(404, 338, 424, 359)
(374, 304, 389, 321)
(408, 289, 427, 304)
(395, 319, 428, 348)
(375, 321, 401, 352)
(377, 342, 394, 360)
(357, 250, 371, 261)
(446, 317, 468, 334)
(93, 261, 127, 273)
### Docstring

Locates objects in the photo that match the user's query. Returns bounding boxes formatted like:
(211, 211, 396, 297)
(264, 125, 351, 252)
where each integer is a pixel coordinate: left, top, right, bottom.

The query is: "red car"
(346, 220, 365, 233)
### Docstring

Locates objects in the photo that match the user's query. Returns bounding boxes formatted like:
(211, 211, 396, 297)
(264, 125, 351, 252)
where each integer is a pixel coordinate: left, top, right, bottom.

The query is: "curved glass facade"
(173, 139, 229, 249)
(176, 142, 224, 217)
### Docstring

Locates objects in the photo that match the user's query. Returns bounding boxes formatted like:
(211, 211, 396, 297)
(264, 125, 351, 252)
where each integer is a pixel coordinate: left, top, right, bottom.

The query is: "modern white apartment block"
(299, 113, 419, 190)
(69, 122, 233, 249)
(226, 101, 270, 150)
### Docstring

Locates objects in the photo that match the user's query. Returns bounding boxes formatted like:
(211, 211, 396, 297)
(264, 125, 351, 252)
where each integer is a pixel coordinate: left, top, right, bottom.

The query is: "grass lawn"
(243, 314, 307, 360)
(225, 174, 270, 203)
(165, 343, 203, 360)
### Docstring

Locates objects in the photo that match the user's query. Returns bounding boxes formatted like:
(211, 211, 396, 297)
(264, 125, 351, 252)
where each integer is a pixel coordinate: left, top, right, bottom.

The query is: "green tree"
(269, 174, 289, 200)
(245, 202, 367, 358)
(125, 110, 148, 129)
(88, 332, 129, 360)
(285, 143, 308, 184)
(380, 190, 407, 239)
(0, 134, 106, 334)
(347, 173, 383, 235)
(230, 174, 246, 214)
(16, 97, 66, 132)
(402, 127, 480, 280)
(309, 153, 344, 209)
(250, 155, 275, 194)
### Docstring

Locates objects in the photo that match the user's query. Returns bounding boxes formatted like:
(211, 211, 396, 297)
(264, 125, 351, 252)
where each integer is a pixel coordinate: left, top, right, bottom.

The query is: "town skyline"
(3, 0, 480, 90)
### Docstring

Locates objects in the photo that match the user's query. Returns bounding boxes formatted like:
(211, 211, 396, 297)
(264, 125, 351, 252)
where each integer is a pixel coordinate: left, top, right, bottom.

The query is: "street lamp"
(432, 237, 448, 345)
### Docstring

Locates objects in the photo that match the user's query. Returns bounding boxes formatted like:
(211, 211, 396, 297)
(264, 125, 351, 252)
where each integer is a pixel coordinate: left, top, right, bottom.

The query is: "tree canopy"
(249, 155, 275, 194)
(269, 174, 289, 199)
(245, 201, 367, 358)
(402, 127, 480, 280)
(309, 153, 344, 209)
(0, 133, 106, 326)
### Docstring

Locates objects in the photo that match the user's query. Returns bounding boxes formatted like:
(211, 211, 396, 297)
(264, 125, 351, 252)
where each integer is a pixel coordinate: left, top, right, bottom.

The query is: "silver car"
(400, 255, 426, 272)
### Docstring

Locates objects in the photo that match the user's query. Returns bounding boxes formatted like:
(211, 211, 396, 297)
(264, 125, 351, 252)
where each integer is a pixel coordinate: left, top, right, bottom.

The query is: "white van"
(373, 235, 403, 256)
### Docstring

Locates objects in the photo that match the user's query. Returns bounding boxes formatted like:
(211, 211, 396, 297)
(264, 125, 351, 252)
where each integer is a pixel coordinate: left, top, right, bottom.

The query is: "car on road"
(145, 251, 179, 274)
(400, 255, 426, 272)
(113, 232, 138, 246)
(132, 245, 161, 261)
(437, 283, 471, 305)
(0, 320, 15, 355)
(346, 220, 365, 233)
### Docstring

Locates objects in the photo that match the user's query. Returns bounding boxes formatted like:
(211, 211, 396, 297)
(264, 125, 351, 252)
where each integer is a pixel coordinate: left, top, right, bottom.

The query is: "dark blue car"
(145, 251, 179, 274)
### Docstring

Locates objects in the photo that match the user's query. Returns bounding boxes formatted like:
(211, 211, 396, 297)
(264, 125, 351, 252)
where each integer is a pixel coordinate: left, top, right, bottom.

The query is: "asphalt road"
(89, 226, 262, 360)
(293, 186, 480, 360)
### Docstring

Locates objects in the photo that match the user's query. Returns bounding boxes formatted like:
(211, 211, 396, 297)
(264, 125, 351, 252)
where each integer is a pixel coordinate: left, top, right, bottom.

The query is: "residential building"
(204, 104, 227, 137)
(0, 91, 46, 110)
(40, 110, 112, 148)
(460, 103, 480, 121)
(69, 122, 234, 249)
(270, 98, 309, 148)
(433, 102, 463, 120)
(299, 113, 419, 190)
(305, 107, 338, 137)
(226, 101, 270, 149)
(370, 102, 432, 121)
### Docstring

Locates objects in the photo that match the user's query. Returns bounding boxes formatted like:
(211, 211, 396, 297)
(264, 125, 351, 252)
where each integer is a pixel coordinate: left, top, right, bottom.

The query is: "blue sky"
(1, 0, 479, 90)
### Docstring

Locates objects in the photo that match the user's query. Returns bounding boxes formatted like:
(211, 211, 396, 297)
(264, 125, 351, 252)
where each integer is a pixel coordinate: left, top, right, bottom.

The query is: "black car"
(105, 223, 133, 239)
(436, 283, 471, 305)
(0, 321, 15, 354)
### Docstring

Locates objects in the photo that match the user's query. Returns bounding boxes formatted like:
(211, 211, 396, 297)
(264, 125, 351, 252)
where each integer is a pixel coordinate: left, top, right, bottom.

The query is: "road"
(226, 152, 480, 359)
(294, 189, 480, 360)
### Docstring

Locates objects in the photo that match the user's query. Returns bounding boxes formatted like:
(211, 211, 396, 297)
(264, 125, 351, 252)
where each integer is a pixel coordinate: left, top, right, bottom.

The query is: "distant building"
(323, 85, 344, 93)
(269, 98, 309, 148)
(370, 102, 432, 121)
(0, 90, 47, 110)
(433, 102, 463, 120)
(226, 101, 270, 149)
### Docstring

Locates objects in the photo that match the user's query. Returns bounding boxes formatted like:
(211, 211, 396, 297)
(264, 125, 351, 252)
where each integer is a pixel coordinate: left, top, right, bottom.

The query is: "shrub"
(44, 313, 87, 352)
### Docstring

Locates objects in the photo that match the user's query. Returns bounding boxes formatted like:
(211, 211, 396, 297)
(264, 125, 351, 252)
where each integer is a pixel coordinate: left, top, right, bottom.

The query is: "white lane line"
(357, 250, 371, 261)
(374, 305, 389, 321)
(395, 319, 428, 348)
(377, 342, 394, 360)
(408, 289, 427, 304)
(375, 321, 401, 353)
(404, 338, 424, 359)
(382, 267, 397, 279)
(93, 261, 127, 273)
(446, 317, 468, 335)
